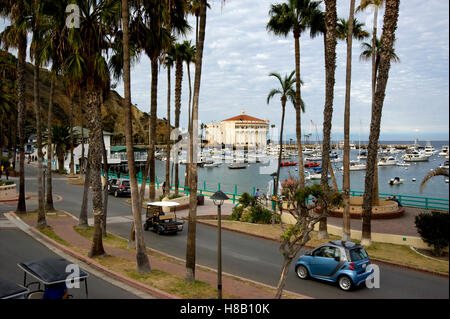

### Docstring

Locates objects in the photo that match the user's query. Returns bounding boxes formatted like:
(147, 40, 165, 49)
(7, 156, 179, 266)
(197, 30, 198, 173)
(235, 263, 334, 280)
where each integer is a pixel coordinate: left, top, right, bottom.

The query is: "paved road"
(1, 164, 448, 299)
(0, 226, 140, 299)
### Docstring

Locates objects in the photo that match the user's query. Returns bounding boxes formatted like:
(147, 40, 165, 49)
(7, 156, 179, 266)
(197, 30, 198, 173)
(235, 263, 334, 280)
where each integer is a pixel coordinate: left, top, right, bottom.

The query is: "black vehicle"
(143, 202, 184, 235)
(107, 179, 131, 197)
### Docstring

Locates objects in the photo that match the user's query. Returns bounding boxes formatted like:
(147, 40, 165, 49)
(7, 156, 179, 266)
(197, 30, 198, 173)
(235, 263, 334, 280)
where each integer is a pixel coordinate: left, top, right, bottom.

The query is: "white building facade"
(205, 110, 269, 148)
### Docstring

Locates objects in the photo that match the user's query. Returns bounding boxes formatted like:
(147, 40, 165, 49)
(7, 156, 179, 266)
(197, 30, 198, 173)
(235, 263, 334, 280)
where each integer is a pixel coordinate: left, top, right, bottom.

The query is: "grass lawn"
(201, 220, 449, 274)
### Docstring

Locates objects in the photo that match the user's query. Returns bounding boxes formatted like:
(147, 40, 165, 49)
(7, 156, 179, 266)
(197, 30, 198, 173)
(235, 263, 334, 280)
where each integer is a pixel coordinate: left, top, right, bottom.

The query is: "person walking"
(255, 188, 260, 198)
(162, 181, 167, 196)
(5, 168, 9, 180)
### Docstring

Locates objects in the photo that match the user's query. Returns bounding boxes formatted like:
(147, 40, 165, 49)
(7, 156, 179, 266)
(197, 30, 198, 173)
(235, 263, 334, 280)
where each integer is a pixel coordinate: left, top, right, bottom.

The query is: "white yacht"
(378, 156, 398, 166)
(439, 146, 449, 156)
(386, 146, 402, 154)
(402, 152, 429, 162)
(357, 149, 367, 160)
(423, 142, 436, 157)
(302, 148, 315, 155)
(342, 161, 366, 171)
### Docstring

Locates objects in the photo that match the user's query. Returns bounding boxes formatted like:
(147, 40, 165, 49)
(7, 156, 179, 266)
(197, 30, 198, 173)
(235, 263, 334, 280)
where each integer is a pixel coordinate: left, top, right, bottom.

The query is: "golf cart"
(144, 201, 184, 235)
(0, 278, 28, 299)
(17, 257, 89, 299)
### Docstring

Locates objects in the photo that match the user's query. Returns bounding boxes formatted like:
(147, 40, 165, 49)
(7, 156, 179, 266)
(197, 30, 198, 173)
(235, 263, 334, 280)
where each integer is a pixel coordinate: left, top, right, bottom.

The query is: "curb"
(197, 220, 449, 278)
(62, 210, 312, 299)
(8, 212, 179, 299)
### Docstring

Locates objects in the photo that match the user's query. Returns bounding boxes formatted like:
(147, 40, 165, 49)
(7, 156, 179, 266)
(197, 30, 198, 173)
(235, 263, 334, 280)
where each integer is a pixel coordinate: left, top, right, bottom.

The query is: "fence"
(103, 172, 449, 210)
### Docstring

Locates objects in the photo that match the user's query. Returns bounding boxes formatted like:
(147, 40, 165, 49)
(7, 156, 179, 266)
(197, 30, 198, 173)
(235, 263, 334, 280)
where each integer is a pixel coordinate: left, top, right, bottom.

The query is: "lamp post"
(210, 190, 229, 299)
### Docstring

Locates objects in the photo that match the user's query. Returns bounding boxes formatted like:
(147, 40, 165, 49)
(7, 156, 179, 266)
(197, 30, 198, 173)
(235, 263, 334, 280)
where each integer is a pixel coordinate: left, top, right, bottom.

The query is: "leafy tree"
(415, 211, 449, 256)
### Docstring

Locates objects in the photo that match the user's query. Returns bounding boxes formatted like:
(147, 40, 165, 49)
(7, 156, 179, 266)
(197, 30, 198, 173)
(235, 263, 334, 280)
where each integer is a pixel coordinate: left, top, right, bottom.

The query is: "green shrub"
(0, 180, 14, 186)
(249, 205, 273, 224)
(239, 209, 253, 223)
(231, 205, 244, 221)
(238, 192, 254, 208)
(415, 211, 449, 256)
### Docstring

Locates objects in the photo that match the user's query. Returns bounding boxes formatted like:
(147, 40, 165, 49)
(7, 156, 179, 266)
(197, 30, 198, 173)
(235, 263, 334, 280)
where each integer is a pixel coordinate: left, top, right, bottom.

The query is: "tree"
(266, 71, 298, 220)
(361, 0, 400, 246)
(0, 0, 29, 214)
(275, 180, 343, 298)
(43, 124, 72, 173)
(164, 48, 174, 196)
(122, 0, 152, 273)
(420, 168, 449, 193)
(415, 211, 449, 257)
(267, 0, 323, 188)
(337, 5, 370, 241)
(185, 0, 207, 284)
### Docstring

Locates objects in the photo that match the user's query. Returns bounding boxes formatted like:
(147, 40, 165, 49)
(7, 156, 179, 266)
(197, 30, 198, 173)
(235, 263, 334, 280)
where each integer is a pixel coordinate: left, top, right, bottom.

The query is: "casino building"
(205, 110, 269, 149)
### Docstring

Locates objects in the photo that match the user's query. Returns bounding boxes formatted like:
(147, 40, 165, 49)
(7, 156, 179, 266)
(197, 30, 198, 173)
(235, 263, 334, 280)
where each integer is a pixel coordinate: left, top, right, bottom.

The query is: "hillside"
(1, 50, 170, 145)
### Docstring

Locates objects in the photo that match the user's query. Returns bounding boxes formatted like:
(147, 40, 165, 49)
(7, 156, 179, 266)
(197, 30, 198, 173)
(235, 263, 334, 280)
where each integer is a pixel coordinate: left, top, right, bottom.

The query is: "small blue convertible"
(294, 241, 374, 291)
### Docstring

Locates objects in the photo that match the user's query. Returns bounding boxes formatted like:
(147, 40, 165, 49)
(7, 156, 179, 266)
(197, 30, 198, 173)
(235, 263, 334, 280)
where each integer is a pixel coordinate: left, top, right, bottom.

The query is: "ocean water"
(153, 141, 449, 200)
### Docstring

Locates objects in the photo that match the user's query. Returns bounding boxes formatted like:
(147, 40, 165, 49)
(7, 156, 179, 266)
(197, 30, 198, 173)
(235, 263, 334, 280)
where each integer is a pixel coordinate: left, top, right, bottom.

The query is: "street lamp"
(210, 190, 229, 299)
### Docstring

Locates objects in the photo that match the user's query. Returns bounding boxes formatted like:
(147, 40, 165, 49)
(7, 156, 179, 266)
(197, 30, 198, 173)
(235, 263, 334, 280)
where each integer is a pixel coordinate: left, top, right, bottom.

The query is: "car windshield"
(349, 248, 369, 261)
(122, 181, 130, 187)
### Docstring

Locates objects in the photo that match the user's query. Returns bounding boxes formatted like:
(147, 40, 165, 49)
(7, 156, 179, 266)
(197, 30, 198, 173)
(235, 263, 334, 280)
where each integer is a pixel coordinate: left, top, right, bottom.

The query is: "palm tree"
(185, 0, 207, 284)
(318, 0, 338, 239)
(164, 49, 174, 196)
(43, 124, 72, 172)
(267, 71, 297, 212)
(267, 0, 323, 189)
(122, 0, 152, 273)
(361, 0, 400, 246)
(336, 10, 370, 241)
(0, 0, 30, 214)
(63, 0, 121, 257)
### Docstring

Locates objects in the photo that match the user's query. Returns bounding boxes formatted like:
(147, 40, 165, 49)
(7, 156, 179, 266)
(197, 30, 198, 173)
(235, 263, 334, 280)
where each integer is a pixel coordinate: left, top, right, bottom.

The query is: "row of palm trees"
(0, 0, 210, 279)
(266, 0, 400, 247)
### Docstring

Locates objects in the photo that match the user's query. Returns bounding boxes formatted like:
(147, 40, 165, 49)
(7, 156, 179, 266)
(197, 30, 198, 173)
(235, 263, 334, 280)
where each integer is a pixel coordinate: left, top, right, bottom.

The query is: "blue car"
(294, 240, 374, 291)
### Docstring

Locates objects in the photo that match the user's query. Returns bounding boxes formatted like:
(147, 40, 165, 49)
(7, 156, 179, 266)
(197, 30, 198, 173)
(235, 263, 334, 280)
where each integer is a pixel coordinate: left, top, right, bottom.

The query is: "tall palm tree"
(0, 0, 30, 214)
(122, 0, 151, 273)
(267, 0, 323, 189)
(63, 0, 121, 257)
(164, 49, 174, 196)
(420, 168, 449, 193)
(267, 71, 298, 209)
(185, 0, 207, 284)
(336, 12, 369, 240)
(361, 0, 400, 246)
(318, 0, 338, 239)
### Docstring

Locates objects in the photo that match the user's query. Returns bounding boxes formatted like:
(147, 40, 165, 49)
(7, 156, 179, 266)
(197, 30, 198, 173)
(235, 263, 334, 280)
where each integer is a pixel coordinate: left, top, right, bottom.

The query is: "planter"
(0, 183, 18, 201)
(161, 195, 190, 213)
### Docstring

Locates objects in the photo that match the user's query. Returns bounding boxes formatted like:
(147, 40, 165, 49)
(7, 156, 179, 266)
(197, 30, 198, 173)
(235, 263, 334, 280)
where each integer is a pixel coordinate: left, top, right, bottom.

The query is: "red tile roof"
(222, 114, 267, 122)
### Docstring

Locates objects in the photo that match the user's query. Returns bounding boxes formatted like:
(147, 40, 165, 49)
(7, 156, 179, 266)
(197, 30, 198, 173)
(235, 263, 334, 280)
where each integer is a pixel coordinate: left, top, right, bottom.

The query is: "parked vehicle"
(143, 202, 184, 235)
(107, 179, 131, 197)
(295, 241, 373, 291)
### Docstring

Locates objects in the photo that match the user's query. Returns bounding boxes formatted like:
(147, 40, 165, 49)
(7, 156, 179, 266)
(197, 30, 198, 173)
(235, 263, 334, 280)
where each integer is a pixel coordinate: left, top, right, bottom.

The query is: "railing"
(102, 171, 449, 210)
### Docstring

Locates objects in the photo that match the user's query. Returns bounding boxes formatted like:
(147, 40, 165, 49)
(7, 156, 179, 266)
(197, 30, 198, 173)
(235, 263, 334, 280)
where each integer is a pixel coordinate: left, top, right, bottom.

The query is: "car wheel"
(114, 190, 118, 197)
(296, 265, 309, 279)
(338, 275, 353, 291)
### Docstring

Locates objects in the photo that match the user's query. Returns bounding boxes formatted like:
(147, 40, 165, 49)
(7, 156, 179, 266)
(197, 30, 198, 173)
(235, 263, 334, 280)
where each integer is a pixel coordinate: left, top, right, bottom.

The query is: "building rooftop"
(222, 110, 268, 123)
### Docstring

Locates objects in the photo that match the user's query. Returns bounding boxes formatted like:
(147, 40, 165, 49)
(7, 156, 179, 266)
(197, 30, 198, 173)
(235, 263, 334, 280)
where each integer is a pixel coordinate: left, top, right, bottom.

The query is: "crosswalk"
(0, 215, 17, 229)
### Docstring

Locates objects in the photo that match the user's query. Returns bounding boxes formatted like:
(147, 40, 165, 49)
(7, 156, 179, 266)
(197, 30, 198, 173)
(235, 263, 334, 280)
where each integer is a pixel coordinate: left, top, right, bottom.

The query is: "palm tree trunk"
(185, 0, 206, 283)
(80, 89, 85, 175)
(274, 103, 286, 225)
(294, 34, 305, 189)
(319, 1, 337, 238)
(69, 98, 74, 175)
(16, 33, 27, 214)
(362, 0, 400, 246)
(371, 5, 380, 206)
(79, 146, 91, 228)
(342, 0, 356, 241)
(46, 74, 55, 211)
(101, 131, 108, 237)
(175, 58, 183, 195)
(122, 0, 151, 272)
(165, 65, 171, 195)
(86, 90, 105, 257)
(34, 63, 46, 228)
(149, 58, 158, 201)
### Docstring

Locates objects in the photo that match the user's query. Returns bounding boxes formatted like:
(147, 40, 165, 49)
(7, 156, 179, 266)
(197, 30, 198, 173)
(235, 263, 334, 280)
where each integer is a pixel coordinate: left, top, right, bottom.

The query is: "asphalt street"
(1, 164, 448, 299)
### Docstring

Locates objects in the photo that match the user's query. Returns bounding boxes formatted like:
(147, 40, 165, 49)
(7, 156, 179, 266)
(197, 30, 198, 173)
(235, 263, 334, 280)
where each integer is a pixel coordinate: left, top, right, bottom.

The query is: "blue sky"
(1, 0, 449, 141)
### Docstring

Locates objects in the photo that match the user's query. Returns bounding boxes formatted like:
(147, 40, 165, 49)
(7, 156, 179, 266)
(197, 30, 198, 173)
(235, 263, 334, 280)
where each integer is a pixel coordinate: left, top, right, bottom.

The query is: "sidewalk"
(16, 211, 309, 299)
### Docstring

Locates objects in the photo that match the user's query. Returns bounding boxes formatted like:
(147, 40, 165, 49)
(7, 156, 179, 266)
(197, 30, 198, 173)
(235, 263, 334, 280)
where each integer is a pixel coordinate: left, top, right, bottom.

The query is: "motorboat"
(396, 162, 410, 167)
(281, 161, 297, 167)
(305, 154, 322, 161)
(357, 150, 367, 160)
(344, 161, 366, 171)
(440, 161, 449, 169)
(439, 145, 449, 156)
(228, 164, 247, 169)
(330, 156, 343, 163)
(389, 177, 404, 185)
(202, 161, 221, 168)
(303, 148, 315, 155)
(386, 146, 402, 154)
(402, 152, 429, 162)
(378, 156, 398, 166)
(304, 161, 320, 168)
(423, 142, 437, 156)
